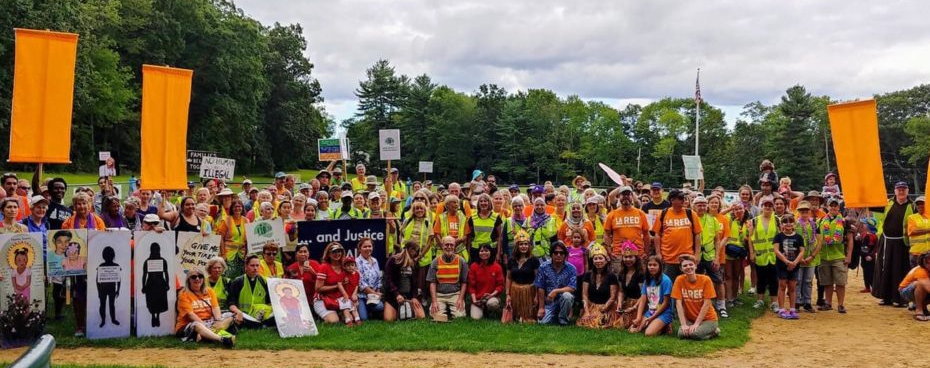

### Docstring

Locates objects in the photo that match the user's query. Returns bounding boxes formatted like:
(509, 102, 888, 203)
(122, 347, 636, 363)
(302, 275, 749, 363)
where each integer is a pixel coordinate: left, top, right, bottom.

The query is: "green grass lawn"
(39, 293, 763, 357)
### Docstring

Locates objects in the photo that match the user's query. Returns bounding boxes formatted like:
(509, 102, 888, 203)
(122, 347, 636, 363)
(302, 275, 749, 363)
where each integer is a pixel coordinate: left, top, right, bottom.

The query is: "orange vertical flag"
(925, 159, 929, 216)
(140, 65, 193, 190)
(827, 99, 887, 207)
(8, 29, 79, 163)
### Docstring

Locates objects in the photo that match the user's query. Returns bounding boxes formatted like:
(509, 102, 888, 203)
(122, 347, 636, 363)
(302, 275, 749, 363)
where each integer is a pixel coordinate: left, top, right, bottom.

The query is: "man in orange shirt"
(672, 254, 719, 340)
(604, 186, 650, 271)
(651, 189, 702, 279)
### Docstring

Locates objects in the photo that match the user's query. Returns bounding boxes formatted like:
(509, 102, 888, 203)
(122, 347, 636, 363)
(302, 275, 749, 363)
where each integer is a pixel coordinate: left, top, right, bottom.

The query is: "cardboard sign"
(186, 150, 217, 172)
(177, 232, 221, 274)
(246, 218, 287, 254)
(379, 129, 401, 161)
(199, 156, 235, 180)
(418, 161, 433, 173)
(99, 151, 111, 161)
(0, 233, 45, 311)
(134, 231, 178, 337)
(682, 155, 704, 180)
(87, 230, 133, 340)
(318, 139, 341, 161)
(268, 278, 318, 338)
(46, 229, 89, 277)
(297, 219, 388, 265)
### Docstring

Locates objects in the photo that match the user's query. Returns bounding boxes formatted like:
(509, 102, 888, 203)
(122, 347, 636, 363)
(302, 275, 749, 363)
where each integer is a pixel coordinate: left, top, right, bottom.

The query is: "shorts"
(755, 264, 778, 297)
(817, 259, 848, 286)
(177, 320, 215, 342)
(313, 299, 336, 318)
(698, 260, 723, 284)
(644, 308, 675, 325)
(775, 261, 800, 281)
(899, 283, 916, 302)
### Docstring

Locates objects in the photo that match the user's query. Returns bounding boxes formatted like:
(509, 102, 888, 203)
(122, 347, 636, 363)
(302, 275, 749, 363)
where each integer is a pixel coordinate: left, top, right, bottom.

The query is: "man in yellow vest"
(426, 236, 468, 322)
(388, 168, 407, 200)
(226, 255, 274, 328)
(907, 196, 930, 267)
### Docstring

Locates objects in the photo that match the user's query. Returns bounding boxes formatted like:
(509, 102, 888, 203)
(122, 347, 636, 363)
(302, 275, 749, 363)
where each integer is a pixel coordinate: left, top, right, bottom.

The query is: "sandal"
(914, 314, 930, 322)
(837, 305, 847, 314)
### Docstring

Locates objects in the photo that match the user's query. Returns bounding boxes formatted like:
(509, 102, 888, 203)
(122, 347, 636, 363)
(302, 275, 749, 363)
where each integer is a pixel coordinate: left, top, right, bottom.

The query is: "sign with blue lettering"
(297, 219, 388, 265)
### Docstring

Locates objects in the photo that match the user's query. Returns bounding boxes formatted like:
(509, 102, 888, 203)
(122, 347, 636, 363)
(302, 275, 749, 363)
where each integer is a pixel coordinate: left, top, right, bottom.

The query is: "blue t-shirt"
(641, 274, 673, 316)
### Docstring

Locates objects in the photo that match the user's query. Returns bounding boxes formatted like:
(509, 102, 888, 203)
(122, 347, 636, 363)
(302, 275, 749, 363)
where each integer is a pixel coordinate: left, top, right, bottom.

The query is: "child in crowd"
(338, 256, 362, 326)
(822, 173, 841, 198)
(774, 213, 805, 319)
(778, 177, 793, 197)
(629, 256, 674, 336)
(567, 229, 588, 277)
(857, 215, 878, 293)
(759, 159, 778, 184)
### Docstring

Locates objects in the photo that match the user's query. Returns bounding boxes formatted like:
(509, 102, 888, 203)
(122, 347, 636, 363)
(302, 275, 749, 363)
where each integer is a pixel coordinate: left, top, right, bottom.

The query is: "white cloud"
(234, 0, 930, 123)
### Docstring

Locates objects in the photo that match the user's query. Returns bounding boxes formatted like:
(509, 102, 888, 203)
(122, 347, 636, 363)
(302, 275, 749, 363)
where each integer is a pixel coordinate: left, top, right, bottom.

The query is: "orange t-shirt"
(557, 220, 595, 245)
(522, 205, 556, 218)
(175, 288, 219, 333)
(672, 274, 718, 322)
(651, 209, 703, 264)
(899, 266, 929, 289)
(604, 208, 650, 255)
(714, 213, 731, 263)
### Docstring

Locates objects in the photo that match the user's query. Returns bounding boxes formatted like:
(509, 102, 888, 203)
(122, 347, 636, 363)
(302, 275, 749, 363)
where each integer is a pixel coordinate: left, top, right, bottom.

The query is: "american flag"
(694, 68, 702, 105)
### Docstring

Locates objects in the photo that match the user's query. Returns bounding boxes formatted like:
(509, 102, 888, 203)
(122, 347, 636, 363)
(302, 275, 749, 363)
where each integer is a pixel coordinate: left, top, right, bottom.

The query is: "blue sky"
(234, 0, 930, 128)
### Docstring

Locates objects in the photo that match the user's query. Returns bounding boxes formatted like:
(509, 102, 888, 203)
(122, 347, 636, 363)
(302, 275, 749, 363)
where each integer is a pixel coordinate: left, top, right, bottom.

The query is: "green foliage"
(0, 0, 331, 174)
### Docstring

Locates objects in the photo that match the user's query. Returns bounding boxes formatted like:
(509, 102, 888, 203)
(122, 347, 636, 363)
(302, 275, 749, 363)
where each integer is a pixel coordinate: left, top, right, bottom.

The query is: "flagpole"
(694, 68, 701, 187)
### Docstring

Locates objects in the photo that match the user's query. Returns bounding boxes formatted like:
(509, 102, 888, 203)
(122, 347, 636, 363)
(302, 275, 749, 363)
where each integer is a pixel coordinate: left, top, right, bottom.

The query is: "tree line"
(1, 1, 927, 191)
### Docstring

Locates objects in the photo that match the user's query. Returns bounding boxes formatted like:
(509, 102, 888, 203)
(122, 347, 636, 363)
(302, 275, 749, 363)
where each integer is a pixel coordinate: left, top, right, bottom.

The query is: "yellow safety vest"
(470, 212, 500, 248)
(907, 213, 930, 255)
(752, 216, 778, 266)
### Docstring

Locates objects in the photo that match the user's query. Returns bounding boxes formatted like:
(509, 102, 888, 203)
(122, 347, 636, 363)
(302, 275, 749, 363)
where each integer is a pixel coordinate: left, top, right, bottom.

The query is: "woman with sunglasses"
(175, 267, 235, 347)
(314, 242, 349, 323)
(383, 241, 426, 321)
(258, 243, 284, 278)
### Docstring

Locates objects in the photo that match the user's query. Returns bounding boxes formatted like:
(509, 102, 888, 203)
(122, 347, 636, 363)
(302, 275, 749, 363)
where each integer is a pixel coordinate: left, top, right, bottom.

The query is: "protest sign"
(177, 232, 221, 274)
(134, 231, 178, 337)
(0, 233, 45, 311)
(297, 219, 388, 264)
(682, 155, 704, 180)
(598, 162, 626, 186)
(318, 138, 342, 161)
(246, 218, 287, 254)
(379, 129, 401, 161)
(268, 278, 318, 338)
(418, 161, 433, 173)
(46, 229, 88, 277)
(87, 230, 132, 340)
(186, 150, 217, 172)
(98, 151, 110, 161)
(199, 156, 236, 180)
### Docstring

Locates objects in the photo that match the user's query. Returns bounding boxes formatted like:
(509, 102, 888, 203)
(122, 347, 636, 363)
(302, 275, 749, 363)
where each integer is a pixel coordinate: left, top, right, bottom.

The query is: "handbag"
(725, 244, 748, 259)
(501, 304, 513, 324)
(366, 293, 381, 305)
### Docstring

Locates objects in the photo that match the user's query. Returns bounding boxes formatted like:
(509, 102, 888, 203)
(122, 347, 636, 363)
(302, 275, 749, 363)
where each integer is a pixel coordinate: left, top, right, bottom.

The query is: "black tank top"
(174, 215, 201, 233)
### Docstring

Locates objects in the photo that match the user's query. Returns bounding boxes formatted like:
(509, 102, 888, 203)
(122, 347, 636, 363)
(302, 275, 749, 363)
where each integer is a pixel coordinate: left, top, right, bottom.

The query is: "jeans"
(796, 266, 815, 305)
(357, 294, 384, 321)
(540, 291, 574, 325)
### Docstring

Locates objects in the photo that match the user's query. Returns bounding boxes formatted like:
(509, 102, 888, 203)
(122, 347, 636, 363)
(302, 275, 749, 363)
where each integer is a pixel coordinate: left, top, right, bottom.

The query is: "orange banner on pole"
(925, 159, 929, 216)
(827, 99, 887, 208)
(140, 65, 193, 190)
(8, 29, 79, 163)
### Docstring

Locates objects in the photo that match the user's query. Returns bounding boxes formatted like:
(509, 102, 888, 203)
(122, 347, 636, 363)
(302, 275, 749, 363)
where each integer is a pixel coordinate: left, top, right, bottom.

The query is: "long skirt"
(871, 235, 911, 304)
(576, 303, 623, 329)
(616, 299, 639, 330)
(510, 283, 537, 323)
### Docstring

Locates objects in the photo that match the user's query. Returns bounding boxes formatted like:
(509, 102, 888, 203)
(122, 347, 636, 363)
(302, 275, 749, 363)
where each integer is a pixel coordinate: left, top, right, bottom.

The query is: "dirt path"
(3, 274, 926, 367)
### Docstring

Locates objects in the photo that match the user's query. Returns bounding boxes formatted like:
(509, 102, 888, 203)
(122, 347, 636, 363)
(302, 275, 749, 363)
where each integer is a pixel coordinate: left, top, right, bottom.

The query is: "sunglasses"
(264, 251, 278, 255)
(332, 249, 345, 253)
(552, 251, 567, 256)
(189, 274, 204, 280)
(782, 220, 795, 224)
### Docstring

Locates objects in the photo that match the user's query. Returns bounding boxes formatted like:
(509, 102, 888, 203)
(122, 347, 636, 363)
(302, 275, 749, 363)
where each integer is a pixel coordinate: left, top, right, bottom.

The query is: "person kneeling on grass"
(629, 255, 674, 336)
(673, 254, 720, 340)
(176, 268, 235, 347)
(227, 255, 275, 328)
(468, 244, 504, 320)
(899, 252, 930, 321)
(428, 236, 469, 322)
(534, 242, 577, 325)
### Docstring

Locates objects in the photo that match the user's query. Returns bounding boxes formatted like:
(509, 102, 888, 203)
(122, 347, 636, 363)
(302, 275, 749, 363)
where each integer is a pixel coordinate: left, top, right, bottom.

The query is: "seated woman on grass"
(629, 255, 673, 336)
(175, 267, 235, 347)
(672, 254, 720, 340)
(899, 252, 930, 321)
(383, 241, 426, 321)
(467, 244, 504, 320)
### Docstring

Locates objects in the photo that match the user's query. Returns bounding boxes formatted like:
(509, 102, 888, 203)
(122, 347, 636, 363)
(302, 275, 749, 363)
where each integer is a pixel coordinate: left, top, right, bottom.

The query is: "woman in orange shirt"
(175, 268, 235, 347)
(62, 193, 105, 230)
(558, 202, 594, 246)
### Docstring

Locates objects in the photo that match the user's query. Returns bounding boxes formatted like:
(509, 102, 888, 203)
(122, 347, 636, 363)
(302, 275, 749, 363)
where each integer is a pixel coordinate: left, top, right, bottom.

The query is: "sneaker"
(838, 305, 847, 314)
(747, 287, 757, 295)
(733, 299, 745, 307)
(753, 300, 765, 309)
(818, 304, 833, 311)
(803, 304, 816, 313)
(777, 309, 789, 319)
(908, 303, 917, 311)
(719, 309, 729, 318)
(770, 302, 780, 313)
(221, 336, 236, 348)
(726, 300, 735, 309)
(74, 330, 85, 338)
(787, 310, 800, 320)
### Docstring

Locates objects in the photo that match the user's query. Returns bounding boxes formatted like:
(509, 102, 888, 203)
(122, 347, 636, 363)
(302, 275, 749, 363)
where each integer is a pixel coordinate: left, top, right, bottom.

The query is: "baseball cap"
(242, 179, 253, 185)
(341, 191, 353, 199)
(217, 188, 234, 196)
(667, 189, 685, 200)
(390, 197, 402, 204)
(390, 167, 399, 173)
(298, 183, 310, 190)
(691, 196, 708, 205)
(618, 186, 633, 194)
(651, 182, 663, 189)
(333, 167, 342, 174)
(916, 196, 926, 203)
(343, 255, 356, 264)
(316, 170, 331, 178)
(368, 192, 380, 200)
(508, 184, 520, 191)
(274, 172, 287, 179)
(531, 185, 544, 194)
(894, 181, 909, 189)
(29, 195, 48, 207)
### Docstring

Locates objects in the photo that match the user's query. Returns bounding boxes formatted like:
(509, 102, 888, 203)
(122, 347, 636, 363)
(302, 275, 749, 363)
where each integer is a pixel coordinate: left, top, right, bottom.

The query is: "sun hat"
(143, 214, 161, 223)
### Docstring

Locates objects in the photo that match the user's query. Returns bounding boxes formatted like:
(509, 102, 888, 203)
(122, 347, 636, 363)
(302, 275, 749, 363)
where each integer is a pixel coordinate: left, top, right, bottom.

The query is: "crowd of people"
(0, 157, 928, 348)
